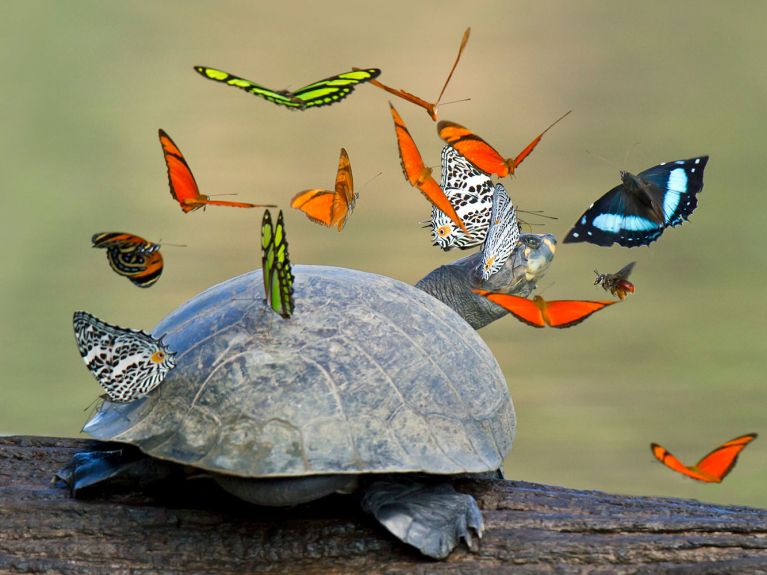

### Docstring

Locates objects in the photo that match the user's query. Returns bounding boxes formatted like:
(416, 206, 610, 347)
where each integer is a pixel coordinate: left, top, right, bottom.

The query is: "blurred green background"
(1, 1, 765, 508)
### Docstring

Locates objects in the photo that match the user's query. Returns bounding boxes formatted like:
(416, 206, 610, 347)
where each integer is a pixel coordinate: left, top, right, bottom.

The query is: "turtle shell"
(84, 265, 515, 478)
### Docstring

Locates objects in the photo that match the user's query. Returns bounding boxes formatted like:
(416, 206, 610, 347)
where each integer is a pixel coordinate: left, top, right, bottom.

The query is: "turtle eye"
(522, 236, 541, 249)
(437, 225, 452, 238)
(150, 350, 166, 363)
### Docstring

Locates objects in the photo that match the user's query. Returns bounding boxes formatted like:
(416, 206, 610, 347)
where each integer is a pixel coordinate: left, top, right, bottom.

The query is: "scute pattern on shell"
(73, 311, 176, 402)
(431, 146, 494, 250)
(83, 266, 515, 478)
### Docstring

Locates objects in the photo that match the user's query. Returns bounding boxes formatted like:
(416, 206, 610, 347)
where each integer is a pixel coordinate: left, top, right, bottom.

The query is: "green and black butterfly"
(261, 210, 295, 318)
(194, 66, 381, 110)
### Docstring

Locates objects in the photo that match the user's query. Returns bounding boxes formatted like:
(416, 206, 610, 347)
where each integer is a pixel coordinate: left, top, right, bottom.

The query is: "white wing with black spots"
(431, 146, 494, 250)
(73, 311, 176, 402)
(479, 184, 520, 280)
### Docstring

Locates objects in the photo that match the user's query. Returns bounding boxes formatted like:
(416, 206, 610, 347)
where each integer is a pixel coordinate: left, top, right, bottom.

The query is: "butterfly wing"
(480, 184, 520, 280)
(73, 311, 176, 402)
(291, 68, 381, 109)
(159, 129, 204, 212)
(92, 233, 163, 288)
(261, 210, 295, 318)
(542, 299, 617, 328)
(472, 291, 546, 328)
(437, 121, 509, 176)
(365, 28, 470, 121)
(389, 103, 469, 236)
(194, 66, 305, 108)
(509, 110, 572, 172)
(650, 443, 712, 481)
(692, 433, 758, 482)
(564, 156, 708, 247)
(636, 156, 709, 227)
(431, 146, 494, 250)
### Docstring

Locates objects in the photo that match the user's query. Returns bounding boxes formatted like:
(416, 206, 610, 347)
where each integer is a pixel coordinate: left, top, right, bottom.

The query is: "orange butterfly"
(651, 433, 758, 483)
(389, 103, 469, 236)
(291, 148, 357, 231)
(364, 27, 470, 121)
(472, 291, 616, 328)
(437, 110, 571, 177)
(159, 129, 275, 213)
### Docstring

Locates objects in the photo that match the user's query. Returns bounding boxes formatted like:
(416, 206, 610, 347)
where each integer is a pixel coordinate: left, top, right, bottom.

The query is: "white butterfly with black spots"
(431, 146, 495, 250)
(73, 311, 176, 402)
(478, 183, 520, 280)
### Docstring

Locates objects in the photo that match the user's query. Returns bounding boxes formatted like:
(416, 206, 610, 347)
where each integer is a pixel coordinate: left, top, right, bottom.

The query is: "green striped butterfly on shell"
(194, 66, 381, 110)
(261, 210, 295, 318)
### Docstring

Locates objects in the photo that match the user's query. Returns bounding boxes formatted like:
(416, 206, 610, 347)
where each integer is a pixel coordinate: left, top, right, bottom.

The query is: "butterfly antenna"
(434, 27, 471, 110)
(157, 239, 188, 248)
(517, 208, 559, 221)
(623, 141, 642, 166)
(585, 149, 615, 167)
(438, 97, 472, 109)
(361, 171, 383, 188)
(82, 395, 103, 413)
(207, 193, 240, 198)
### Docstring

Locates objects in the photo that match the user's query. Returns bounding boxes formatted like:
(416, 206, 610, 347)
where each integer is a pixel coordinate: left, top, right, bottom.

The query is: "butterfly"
(363, 27, 470, 121)
(194, 66, 381, 110)
(291, 148, 357, 231)
(431, 146, 494, 250)
(651, 433, 757, 483)
(73, 311, 176, 403)
(261, 210, 295, 319)
(159, 129, 275, 213)
(389, 103, 469, 236)
(594, 261, 636, 300)
(437, 110, 571, 177)
(472, 292, 617, 328)
(91, 232, 164, 288)
(479, 184, 520, 280)
(564, 156, 709, 247)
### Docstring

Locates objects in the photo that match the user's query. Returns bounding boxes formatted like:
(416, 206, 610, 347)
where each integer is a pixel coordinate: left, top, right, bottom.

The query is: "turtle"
(58, 232, 556, 559)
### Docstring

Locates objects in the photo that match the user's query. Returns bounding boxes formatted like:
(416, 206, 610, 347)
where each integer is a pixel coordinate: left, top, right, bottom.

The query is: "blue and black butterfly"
(564, 156, 709, 247)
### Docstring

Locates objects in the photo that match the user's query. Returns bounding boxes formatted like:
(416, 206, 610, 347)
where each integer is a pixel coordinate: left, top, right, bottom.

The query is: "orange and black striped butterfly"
(651, 433, 757, 483)
(389, 103, 469, 236)
(437, 111, 571, 177)
(291, 148, 357, 231)
(594, 261, 636, 300)
(91, 232, 164, 288)
(159, 129, 275, 213)
(472, 291, 617, 328)
(364, 27, 470, 121)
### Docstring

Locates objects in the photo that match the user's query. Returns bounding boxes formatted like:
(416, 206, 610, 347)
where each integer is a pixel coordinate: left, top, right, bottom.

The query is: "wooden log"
(1, 435, 766, 574)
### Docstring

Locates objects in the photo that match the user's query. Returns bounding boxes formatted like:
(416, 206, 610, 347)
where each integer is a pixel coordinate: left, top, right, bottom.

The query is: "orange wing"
(365, 28, 470, 121)
(473, 291, 616, 329)
(291, 148, 355, 231)
(437, 110, 571, 177)
(159, 129, 273, 213)
(389, 103, 469, 235)
(651, 433, 758, 483)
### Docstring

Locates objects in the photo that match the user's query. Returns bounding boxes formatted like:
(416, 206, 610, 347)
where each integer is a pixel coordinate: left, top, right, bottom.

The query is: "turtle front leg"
(361, 480, 483, 559)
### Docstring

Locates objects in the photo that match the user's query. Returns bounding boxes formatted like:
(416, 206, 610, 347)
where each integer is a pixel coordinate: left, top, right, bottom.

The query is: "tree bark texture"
(1, 436, 766, 574)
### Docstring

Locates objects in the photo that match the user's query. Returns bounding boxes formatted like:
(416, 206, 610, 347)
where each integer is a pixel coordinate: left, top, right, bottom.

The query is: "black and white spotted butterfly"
(564, 156, 709, 247)
(431, 146, 495, 250)
(73, 311, 176, 402)
(478, 184, 520, 280)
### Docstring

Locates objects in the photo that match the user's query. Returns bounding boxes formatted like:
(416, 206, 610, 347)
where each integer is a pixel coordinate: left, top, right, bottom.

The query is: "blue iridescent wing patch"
(564, 156, 708, 247)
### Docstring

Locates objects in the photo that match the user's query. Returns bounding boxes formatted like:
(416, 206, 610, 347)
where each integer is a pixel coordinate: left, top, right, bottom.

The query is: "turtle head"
(415, 233, 557, 330)
(473, 233, 556, 295)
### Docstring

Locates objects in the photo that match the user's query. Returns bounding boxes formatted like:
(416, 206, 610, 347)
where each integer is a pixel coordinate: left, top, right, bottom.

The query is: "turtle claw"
(362, 480, 484, 559)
